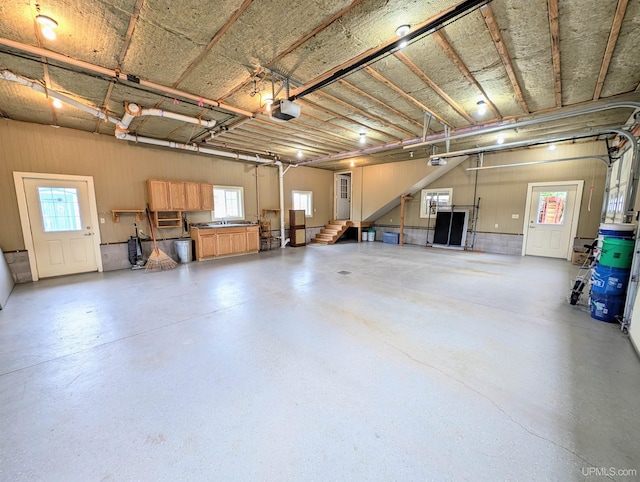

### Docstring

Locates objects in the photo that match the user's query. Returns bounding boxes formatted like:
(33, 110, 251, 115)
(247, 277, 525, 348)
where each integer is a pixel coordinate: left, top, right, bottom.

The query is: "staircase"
(311, 220, 353, 245)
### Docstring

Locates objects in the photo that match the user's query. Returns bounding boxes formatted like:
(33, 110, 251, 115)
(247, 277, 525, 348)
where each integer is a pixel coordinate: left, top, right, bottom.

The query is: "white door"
(524, 183, 581, 259)
(335, 173, 351, 220)
(23, 178, 99, 278)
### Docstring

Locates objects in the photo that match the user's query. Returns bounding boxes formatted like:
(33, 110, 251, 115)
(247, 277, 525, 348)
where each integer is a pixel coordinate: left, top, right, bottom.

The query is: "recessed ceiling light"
(477, 100, 487, 116)
(36, 15, 58, 40)
(52, 98, 62, 108)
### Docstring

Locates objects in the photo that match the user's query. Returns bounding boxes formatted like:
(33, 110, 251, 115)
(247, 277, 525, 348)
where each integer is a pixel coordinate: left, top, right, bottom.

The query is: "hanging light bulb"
(477, 100, 487, 116)
(263, 94, 273, 112)
(36, 15, 58, 40)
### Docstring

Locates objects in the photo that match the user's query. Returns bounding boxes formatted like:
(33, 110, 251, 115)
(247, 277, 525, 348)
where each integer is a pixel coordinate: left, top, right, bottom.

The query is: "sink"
(193, 222, 256, 228)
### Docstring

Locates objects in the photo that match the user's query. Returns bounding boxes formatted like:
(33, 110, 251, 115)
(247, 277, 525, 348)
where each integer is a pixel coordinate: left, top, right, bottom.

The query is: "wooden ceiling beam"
(393, 51, 476, 124)
(253, 118, 355, 150)
(593, 0, 629, 100)
(227, 129, 336, 156)
(337, 79, 423, 129)
(218, 0, 364, 102)
(173, 0, 253, 88)
(238, 122, 346, 154)
(314, 90, 418, 138)
(432, 30, 502, 119)
(363, 66, 452, 128)
(480, 4, 529, 114)
(299, 98, 398, 142)
(547, 0, 562, 107)
(285, 114, 363, 146)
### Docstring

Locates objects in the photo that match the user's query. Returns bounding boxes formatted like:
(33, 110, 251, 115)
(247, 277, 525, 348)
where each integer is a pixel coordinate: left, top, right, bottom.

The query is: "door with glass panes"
(23, 178, 99, 278)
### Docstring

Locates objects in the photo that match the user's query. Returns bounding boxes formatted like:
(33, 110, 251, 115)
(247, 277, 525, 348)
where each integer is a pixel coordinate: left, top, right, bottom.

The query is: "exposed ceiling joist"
(314, 90, 418, 138)
(337, 79, 424, 129)
(393, 51, 476, 124)
(117, 0, 144, 67)
(480, 4, 529, 114)
(238, 121, 344, 154)
(593, 0, 629, 100)
(431, 31, 501, 119)
(218, 0, 364, 103)
(547, 0, 562, 107)
(363, 66, 451, 128)
(253, 117, 356, 150)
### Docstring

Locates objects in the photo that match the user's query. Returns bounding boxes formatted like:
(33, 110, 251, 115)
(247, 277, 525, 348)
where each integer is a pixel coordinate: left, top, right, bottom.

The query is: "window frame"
(420, 188, 453, 219)
(213, 185, 245, 220)
(292, 190, 313, 217)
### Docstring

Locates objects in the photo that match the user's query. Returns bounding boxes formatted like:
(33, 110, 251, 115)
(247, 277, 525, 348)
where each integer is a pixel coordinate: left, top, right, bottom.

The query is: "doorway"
(14, 172, 103, 281)
(522, 181, 583, 260)
(335, 172, 351, 220)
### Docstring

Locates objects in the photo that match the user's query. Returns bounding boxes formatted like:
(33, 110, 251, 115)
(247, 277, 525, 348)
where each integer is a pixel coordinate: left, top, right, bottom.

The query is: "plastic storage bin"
(600, 237, 634, 269)
(383, 232, 399, 244)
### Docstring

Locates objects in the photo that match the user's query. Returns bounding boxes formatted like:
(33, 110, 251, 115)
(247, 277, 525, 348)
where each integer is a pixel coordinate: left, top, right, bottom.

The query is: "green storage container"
(599, 237, 634, 269)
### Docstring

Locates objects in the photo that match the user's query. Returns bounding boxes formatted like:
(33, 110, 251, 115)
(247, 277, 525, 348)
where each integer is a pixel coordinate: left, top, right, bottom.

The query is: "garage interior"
(1, 0, 640, 479)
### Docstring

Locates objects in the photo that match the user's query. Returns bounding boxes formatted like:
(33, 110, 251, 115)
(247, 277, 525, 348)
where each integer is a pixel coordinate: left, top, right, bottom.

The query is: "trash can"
(174, 240, 192, 263)
(361, 231, 368, 241)
(367, 230, 375, 242)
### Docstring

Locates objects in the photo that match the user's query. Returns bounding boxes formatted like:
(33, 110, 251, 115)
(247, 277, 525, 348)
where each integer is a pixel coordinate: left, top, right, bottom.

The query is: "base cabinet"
(191, 226, 259, 260)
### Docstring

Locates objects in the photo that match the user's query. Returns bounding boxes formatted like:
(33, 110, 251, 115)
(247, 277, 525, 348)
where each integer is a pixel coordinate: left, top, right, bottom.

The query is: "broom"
(145, 208, 178, 271)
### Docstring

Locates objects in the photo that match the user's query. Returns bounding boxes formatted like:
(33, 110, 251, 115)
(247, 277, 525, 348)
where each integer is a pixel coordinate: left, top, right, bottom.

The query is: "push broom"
(145, 208, 178, 272)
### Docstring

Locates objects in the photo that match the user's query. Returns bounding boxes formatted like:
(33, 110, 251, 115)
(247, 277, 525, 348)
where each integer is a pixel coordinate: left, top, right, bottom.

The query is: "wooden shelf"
(262, 208, 280, 217)
(111, 209, 145, 223)
(154, 211, 182, 229)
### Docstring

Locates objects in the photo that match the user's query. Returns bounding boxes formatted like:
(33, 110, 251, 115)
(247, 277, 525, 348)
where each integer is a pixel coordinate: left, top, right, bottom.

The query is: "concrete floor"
(1, 242, 639, 481)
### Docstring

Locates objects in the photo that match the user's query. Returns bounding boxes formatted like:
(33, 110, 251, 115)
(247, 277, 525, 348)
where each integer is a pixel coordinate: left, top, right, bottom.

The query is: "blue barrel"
(591, 264, 630, 295)
(589, 291, 624, 323)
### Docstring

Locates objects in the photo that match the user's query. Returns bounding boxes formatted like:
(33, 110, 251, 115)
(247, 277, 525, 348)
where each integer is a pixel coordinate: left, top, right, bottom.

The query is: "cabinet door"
(147, 180, 170, 211)
(200, 183, 213, 211)
(184, 182, 201, 211)
(168, 182, 186, 210)
(231, 232, 247, 254)
(201, 235, 216, 258)
(247, 228, 260, 252)
(217, 233, 233, 256)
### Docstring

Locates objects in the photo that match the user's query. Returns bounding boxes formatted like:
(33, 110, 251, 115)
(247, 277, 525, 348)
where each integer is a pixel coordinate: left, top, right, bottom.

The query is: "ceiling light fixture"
(350, 160, 355, 167)
(395, 24, 411, 49)
(548, 143, 556, 151)
(52, 98, 62, 108)
(297, 150, 303, 158)
(263, 94, 273, 112)
(477, 100, 487, 116)
(496, 134, 505, 145)
(36, 15, 58, 40)
(359, 132, 366, 144)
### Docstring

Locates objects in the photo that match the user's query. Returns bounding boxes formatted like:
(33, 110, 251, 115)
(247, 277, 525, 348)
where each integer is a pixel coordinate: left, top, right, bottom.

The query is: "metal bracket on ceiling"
(422, 111, 432, 141)
(260, 67, 292, 103)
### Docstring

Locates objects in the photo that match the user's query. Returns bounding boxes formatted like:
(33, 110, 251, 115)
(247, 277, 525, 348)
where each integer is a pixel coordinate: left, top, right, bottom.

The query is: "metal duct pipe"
(0, 69, 126, 128)
(274, 161, 290, 248)
(408, 101, 640, 148)
(0, 38, 254, 118)
(431, 128, 637, 159)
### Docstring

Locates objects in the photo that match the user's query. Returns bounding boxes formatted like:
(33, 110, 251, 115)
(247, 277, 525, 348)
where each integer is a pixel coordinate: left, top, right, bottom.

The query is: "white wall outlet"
(494, 223, 499, 228)
(100, 217, 105, 224)
(512, 214, 520, 219)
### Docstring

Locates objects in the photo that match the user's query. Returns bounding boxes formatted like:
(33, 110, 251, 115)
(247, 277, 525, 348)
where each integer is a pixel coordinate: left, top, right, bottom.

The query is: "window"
(420, 188, 452, 218)
(213, 186, 244, 220)
(37, 187, 82, 232)
(536, 191, 566, 225)
(292, 190, 313, 217)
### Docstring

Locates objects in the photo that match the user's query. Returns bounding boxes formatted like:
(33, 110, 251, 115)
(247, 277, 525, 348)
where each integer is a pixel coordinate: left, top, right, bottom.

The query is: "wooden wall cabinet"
(184, 182, 201, 211)
(148, 180, 214, 212)
(147, 180, 170, 211)
(200, 183, 213, 211)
